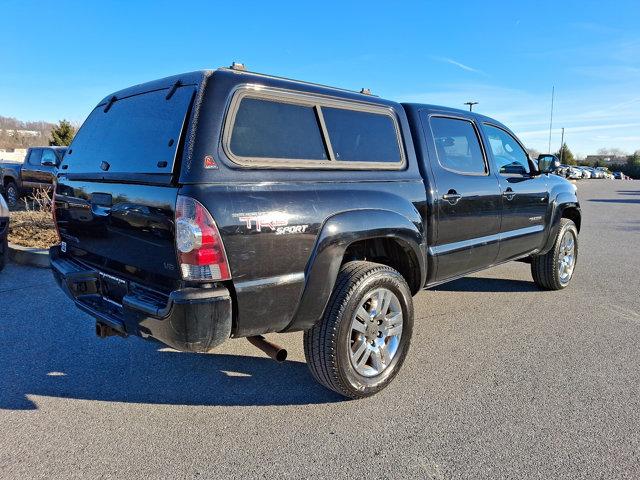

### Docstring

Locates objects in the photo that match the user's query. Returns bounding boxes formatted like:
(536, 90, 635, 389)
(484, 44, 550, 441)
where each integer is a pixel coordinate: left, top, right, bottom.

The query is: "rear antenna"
(360, 88, 372, 95)
(230, 62, 247, 71)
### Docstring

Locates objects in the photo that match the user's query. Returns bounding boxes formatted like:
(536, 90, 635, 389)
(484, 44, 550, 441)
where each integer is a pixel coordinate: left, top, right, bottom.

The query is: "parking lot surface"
(1, 180, 639, 479)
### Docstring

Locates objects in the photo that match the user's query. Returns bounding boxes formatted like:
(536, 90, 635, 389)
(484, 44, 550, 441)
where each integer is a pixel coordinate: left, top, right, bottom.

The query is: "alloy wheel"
(348, 287, 403, 377)
(558, 229, 576, 284)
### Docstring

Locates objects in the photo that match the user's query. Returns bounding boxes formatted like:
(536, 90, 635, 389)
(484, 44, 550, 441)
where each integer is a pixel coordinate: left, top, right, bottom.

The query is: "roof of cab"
(401, 102, 512, 131)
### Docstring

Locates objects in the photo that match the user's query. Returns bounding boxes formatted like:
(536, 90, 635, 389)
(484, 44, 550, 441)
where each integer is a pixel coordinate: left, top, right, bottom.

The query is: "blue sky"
(2, 0, 639, 156)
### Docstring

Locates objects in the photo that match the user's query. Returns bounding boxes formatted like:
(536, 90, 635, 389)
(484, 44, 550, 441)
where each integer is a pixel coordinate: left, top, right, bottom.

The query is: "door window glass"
(429, 117, 486, 174)
(484, 125, 530, 175)
(41, 149, 57, 165)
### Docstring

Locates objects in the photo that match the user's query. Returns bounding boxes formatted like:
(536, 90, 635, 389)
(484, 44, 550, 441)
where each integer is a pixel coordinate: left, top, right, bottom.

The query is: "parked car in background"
(576, 167, 592, 178)
(0, 194, 8, 271)
(613, 171, 624, 179)
(555, 164, 572, 178)
(586, 167, 601, 179)
(568, 167, 583, 179)
(0, 146, 66, 208)
(49, 66, 582, 399)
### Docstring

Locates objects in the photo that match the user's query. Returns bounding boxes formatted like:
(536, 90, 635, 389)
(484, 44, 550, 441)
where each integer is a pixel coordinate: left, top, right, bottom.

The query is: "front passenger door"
(37, 148, 60, 188)
(482, 124, 549, 261)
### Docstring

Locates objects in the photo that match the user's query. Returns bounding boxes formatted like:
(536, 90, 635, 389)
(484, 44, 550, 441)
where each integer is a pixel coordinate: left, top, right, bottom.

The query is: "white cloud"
(430, 56, 488, 76)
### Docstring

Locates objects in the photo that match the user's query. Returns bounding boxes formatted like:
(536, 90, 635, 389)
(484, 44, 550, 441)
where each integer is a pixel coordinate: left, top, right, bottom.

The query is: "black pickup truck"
(0, 146, 66, 207)
(49, 67, 580, 398)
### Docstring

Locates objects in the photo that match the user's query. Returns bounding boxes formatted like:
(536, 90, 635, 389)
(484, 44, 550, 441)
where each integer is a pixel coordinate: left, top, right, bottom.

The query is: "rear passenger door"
(481, 124, 549, 261)
(421, 112, 502, 281)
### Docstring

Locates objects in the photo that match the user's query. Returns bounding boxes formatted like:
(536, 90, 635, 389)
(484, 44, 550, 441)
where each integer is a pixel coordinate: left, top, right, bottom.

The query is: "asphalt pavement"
(1, 180, 639, 479)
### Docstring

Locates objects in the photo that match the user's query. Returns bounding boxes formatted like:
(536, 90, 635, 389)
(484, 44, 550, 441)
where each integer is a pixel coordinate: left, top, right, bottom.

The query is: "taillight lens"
(175, 195, 231, 281)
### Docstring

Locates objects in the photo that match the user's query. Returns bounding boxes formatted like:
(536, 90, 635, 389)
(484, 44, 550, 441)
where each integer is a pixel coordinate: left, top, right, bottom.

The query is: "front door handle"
(442, 190, 462, 205)
(502, 188, 516, 201)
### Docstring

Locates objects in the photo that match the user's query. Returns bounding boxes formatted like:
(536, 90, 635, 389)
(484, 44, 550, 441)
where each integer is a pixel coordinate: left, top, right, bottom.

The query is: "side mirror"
(537, 154, 560, 174)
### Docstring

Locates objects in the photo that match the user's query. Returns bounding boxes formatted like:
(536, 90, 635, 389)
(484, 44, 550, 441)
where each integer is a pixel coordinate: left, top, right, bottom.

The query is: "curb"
(8, 243, 50, 268)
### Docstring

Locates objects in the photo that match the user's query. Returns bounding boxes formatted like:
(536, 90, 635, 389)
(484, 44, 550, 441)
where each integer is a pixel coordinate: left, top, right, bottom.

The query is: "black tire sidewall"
(335, 268, 413, 396)
(4, 182, 18, 208)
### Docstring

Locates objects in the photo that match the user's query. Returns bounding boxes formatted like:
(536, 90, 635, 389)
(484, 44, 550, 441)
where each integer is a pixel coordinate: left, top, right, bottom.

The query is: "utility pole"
(548, 86, 555, 154)
(559, 127, 565, 163)
(464, 101, 478, 112)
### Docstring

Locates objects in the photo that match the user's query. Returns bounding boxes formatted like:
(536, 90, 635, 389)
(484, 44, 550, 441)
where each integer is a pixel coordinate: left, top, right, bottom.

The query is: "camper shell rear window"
(62, 86, 194, 175)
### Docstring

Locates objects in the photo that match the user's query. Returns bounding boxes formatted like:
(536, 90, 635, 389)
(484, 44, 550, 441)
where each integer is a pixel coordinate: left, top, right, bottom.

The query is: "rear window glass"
(27, 149, 42, 165)
(63, 87, 194, 174)
(430, 117, 486, 174)
(322, 107, 401, 163)
(229, 97, 328, 160)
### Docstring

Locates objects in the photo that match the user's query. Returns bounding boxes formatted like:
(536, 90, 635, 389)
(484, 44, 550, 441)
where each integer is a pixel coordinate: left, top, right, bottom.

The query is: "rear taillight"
(175, 195, 231, 281)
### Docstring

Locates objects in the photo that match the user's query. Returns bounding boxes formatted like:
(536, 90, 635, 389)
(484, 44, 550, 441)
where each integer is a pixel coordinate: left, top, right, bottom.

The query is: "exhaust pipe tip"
(247, 335, 287, 363)
(274, 348, 288, 363)
(95, 322, 123, 338)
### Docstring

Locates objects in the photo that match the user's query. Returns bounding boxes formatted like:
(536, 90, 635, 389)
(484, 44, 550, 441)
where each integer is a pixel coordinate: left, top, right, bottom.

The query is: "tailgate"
(55, 181, 180, 288)
(53, 78, 199, 289)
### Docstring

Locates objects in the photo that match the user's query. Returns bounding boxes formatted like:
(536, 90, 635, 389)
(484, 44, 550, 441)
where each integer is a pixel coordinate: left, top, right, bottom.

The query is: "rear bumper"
(49, 246, 232, 352)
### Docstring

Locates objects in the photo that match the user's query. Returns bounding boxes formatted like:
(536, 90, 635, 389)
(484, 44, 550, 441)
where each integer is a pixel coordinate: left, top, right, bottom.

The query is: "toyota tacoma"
(49, 65, 581, 399)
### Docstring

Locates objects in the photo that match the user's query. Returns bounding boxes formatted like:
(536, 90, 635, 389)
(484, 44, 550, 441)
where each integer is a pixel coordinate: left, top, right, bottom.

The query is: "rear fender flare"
(284, 209, 426, 332)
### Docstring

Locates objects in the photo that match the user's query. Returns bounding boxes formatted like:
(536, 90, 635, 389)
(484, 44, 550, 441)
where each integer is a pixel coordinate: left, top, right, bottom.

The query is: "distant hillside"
(0, 115, 56, 149)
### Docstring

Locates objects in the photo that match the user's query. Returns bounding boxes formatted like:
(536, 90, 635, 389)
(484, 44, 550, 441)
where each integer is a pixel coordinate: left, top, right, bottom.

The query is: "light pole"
(548, 86, 555, 154)
(464, 101, 478, 112)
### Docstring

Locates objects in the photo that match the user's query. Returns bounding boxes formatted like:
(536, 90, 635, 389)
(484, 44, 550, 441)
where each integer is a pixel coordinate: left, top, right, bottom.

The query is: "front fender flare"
(540, 192, 580, 255)
(284, 209, 426, 332)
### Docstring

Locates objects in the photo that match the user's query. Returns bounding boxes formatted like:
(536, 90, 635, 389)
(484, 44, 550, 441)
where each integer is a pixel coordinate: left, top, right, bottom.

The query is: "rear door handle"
(442, 190, 462, 205)
(502, 188, 516, 200)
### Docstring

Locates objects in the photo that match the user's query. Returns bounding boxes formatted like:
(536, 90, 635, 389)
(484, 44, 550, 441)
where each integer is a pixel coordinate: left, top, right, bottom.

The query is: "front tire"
(531, 218, 578, 290)
(303, 261, 414, 399)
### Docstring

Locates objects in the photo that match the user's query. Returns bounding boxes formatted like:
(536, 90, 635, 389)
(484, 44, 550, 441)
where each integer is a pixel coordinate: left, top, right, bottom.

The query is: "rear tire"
(303, 261, 413, 399)
(531, 218, 578, 290)
(3, 181, 19, 209)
